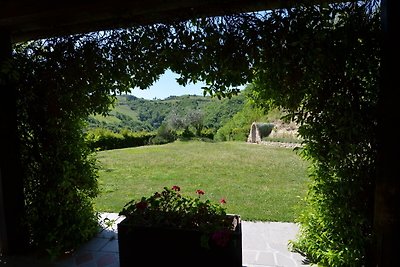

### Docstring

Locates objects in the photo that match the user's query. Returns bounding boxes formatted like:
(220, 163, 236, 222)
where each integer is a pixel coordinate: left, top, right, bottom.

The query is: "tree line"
(85, 88, 277, 148)
(86, 93, 246, 133)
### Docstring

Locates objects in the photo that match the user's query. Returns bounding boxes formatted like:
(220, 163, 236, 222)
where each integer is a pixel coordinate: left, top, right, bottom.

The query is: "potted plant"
(117, 186, 242, 267)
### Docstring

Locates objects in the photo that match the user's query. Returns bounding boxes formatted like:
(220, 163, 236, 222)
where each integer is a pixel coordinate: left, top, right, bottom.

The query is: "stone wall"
(247, 122, 274, 143)
(247, 121, 299, 144)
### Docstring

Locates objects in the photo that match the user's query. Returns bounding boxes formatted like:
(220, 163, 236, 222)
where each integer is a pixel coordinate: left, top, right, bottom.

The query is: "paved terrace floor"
(0, 213, 312, 267)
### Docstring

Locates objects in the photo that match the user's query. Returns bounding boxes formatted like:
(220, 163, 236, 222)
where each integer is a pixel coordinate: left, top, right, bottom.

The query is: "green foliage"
(87, 98, 153, 132)
(202, 94, 247, 130)
(165, 108, 205, 138)
(120, 186, 238, 249)
(86, 128, 156, 150)
(88, 94, 246, 134)
(215, 100, 266, 141)
(12, 31, 155, 256)
(14, 40, 106, 256)
(10, 1, 379, 263)
(179, 127, 196, 140)
(186, 109, 204, 136)
(248, 2, 380, 266)
(119, 186, 231, 236)
(21, 128, 100, 258)
(200, 128, 215, 140)
(12, 21, 253, 256)
(150, 124, 177, 145)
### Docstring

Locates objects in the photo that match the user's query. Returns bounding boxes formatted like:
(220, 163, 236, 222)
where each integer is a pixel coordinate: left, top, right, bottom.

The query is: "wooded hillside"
(87, 93, 246, 133)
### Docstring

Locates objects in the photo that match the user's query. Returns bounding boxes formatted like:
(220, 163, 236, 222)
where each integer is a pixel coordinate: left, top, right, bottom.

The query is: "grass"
(91, 104, 139, 124)
(94, 140, 310, 222)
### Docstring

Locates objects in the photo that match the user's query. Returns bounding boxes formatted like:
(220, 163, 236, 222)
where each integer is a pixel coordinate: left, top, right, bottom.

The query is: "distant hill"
(87, 94, 246, 132)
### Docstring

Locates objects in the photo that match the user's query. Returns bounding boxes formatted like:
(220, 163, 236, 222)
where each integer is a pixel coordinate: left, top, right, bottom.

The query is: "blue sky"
(129, 70, 206, 100)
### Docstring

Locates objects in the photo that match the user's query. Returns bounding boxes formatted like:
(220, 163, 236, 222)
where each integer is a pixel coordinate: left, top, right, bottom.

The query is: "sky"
(129, 70, 207, 100)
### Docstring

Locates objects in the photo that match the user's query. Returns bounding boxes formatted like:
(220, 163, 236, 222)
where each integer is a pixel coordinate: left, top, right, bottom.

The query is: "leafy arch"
(13, 2, 381, 264)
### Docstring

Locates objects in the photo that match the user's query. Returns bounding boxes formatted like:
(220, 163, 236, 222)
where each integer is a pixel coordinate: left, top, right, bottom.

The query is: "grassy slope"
(91, 98, 140, 124)
(94, 140, 310, 222)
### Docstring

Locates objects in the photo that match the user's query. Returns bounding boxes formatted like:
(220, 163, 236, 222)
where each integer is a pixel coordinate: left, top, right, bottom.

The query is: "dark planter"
(117, 214, 242, 267)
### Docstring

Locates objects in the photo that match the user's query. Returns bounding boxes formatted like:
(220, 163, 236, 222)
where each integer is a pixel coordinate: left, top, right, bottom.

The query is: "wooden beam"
(0, 31, 28, 255)
(373, 0, 400, 266)
(1, 0, 343, 43)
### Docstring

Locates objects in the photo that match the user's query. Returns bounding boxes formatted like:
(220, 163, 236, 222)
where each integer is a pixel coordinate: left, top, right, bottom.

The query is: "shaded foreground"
(0, 213, 310, 267)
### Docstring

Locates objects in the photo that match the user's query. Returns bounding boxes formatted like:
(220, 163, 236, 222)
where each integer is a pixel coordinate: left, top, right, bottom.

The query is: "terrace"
(1, 1, 398, 266)
(1, 213, 309, 267)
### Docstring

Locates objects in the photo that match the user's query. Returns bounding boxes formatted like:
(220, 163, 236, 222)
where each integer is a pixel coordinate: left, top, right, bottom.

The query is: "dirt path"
(260, 141, 303, 149)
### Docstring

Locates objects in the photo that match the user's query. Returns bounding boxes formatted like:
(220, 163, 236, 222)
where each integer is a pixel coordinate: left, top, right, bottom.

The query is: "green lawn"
(94, 140, 310, 222)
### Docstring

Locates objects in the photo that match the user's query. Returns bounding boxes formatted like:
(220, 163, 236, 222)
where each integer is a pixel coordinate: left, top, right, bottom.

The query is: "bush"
(150, 124, 177, 145)
(86, 128, 156, 150)
(230, 127, 250, 141)
(249, 3, 380, 265)
(17, 93, 101, 257)
(215, 100, 266, 142)
(200, 128, 215, 140)
(180, 128, 195, 139)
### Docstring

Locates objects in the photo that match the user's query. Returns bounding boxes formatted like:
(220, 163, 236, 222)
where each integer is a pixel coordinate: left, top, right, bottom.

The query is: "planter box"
(117, 214, 242, 267)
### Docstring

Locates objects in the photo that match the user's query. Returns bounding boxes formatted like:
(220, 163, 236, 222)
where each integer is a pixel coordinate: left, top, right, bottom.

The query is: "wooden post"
(0, 31, 28, 255)
(373, 0, 400, 265)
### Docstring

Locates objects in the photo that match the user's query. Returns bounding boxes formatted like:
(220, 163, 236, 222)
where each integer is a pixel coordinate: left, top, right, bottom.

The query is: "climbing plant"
(12, 1, 381, 263)
(248, 2, 381, 266)
(14, 38, 113, 256)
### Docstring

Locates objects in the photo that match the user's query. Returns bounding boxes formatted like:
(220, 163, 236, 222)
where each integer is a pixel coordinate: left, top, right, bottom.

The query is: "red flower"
(220, 198, 227, 204)
(171, 185, 181, 191)
(196, 189, 205, 195)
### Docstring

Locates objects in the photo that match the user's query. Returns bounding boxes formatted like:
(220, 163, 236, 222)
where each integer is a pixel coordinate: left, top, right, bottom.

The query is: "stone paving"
(0, 212, 311, 267)
(242, 220, 310, 267)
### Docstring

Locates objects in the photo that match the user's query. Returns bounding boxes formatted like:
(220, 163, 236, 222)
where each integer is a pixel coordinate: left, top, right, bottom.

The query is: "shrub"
(86, 128, 156, 150)
(249, 3, 380, 265)
(200, 128, 215, 140)
(119, 186, 236, 248)
(230, 127, 250, 141)
(150, 124, 177, 145)
(180, 128, 195, 139)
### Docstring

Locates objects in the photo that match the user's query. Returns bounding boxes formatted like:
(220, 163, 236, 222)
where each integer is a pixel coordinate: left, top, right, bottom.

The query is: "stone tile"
(242, 249, 259, 265)
(55, 255, 75, 267)
(269, 242, 293, 257)
(0, 256, 56, 267)
(242, 221, 269, 235)
(268, 223, 299, 242)
(74, 252, 94, 265)
(101, 239, 119, 253)
(78, 237, 110, 252)
(96, 253, 118, 267)
(241, 232, 268, 250)
(276, 252, 301, 267)
(257, 251, 277, 266)
(96, 229, 118, 239)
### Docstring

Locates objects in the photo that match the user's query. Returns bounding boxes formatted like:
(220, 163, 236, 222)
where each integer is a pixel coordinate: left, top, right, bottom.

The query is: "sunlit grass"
(94, 140, 310, 222)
